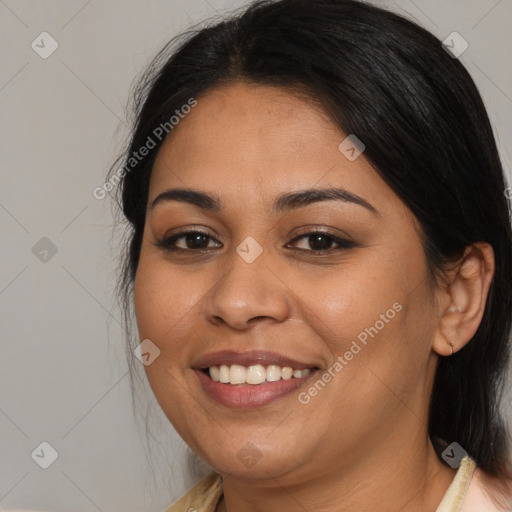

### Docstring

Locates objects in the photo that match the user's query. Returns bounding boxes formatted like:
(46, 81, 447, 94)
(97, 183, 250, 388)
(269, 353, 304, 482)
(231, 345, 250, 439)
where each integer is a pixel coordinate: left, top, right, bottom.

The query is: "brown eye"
(287, 231, 355, 253)
(179, 232, 211, 249)
(155, 230, 222, 252)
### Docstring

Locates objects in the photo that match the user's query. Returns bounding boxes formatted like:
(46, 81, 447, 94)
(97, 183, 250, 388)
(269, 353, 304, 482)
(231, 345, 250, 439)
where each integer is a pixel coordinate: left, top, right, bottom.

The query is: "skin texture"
(133, 82, 495, 512)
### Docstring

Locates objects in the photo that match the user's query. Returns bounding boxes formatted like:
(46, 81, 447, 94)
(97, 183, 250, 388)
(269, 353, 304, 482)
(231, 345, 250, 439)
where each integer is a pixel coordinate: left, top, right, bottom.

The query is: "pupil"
(310, 234, 331, 251)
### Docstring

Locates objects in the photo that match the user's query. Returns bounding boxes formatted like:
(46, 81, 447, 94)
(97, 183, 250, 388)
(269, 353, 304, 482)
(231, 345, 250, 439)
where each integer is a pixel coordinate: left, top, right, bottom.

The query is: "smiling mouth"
(202, 364, 319, 385)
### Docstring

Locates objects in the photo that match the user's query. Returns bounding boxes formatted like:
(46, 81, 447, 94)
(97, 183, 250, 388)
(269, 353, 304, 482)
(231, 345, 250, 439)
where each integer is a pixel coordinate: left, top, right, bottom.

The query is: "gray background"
(1, 1, 511, 511)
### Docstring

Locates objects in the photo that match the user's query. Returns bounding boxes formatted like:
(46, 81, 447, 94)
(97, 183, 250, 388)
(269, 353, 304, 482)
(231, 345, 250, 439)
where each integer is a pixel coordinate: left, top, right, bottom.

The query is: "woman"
(108, 0, 512, 510)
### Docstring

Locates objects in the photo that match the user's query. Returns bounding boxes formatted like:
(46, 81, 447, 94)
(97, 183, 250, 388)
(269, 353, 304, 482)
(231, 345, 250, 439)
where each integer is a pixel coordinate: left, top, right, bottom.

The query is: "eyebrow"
(150, 187, 379, 216)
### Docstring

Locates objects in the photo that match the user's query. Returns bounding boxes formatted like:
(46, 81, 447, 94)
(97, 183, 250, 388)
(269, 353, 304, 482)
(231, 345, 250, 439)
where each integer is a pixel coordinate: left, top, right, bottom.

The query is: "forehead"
(149, 82, 398, 214)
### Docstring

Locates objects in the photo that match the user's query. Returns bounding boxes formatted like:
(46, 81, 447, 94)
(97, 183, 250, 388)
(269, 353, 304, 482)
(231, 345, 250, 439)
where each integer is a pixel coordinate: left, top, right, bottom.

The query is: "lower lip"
(195, 369, 317, 408)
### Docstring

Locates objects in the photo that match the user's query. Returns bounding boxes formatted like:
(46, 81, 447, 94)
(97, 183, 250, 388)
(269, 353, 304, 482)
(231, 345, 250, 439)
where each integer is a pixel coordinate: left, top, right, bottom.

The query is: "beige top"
(164, 456, 504, 512)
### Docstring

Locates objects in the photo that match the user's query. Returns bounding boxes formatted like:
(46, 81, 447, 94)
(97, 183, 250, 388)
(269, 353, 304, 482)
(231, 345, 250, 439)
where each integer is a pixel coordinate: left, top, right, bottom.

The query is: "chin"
(195, 438, 306, 481)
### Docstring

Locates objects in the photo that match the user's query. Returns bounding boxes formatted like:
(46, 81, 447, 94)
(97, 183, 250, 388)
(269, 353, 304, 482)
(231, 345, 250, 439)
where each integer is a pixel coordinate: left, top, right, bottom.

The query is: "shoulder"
(163, 471, 223, 512)
(461, 467, 512, 512)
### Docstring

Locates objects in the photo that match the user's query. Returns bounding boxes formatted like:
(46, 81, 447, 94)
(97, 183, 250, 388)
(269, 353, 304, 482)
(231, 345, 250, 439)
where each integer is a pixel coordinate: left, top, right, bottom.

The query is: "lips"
(192, 350, 320, 408)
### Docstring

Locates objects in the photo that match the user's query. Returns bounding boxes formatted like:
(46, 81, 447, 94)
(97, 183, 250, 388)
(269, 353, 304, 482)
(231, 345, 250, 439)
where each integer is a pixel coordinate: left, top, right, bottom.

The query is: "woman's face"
(133, 82, 441, 482)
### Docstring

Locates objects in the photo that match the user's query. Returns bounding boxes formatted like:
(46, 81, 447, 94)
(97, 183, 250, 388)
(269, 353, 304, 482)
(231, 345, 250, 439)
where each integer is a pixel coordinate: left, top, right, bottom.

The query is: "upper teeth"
(209, 364, 311, 385)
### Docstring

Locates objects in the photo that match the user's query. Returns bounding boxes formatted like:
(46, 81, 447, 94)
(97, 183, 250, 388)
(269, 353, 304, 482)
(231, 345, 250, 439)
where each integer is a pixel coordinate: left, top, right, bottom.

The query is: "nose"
(203, 249, 291, 330)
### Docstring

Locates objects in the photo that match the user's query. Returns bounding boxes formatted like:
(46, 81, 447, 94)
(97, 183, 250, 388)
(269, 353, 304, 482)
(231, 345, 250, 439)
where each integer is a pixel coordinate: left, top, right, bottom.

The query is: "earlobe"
(433, 335, 456, 357)
(432, 242, 495, 357)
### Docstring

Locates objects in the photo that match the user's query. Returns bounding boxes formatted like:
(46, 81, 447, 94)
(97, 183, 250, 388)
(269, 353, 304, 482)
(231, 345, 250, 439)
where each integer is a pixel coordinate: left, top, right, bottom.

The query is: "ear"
(432, 242, 495, 357)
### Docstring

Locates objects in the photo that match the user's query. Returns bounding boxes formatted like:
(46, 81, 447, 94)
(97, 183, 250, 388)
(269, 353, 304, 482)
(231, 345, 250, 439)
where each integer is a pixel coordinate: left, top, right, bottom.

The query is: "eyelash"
(154, 228, 355, 255)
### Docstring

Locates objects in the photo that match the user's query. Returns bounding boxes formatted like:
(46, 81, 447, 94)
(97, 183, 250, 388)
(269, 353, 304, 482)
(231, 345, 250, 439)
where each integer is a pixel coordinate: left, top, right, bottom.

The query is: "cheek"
(294, 249, 431, 403)
(293, 278, 426, 454)
(132, 255, 207, 432)
(133, 253, 204, 349)
(295, 254, 404, 357)
(132, 257, 210, 421)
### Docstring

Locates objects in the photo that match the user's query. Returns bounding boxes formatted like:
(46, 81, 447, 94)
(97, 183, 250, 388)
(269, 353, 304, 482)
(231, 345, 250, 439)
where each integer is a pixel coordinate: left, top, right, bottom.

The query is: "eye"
(286, 230, 355, 253)
(154, 229, 222, 252)
(154, 228, 355, 254)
